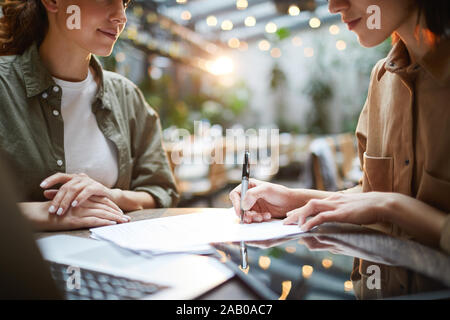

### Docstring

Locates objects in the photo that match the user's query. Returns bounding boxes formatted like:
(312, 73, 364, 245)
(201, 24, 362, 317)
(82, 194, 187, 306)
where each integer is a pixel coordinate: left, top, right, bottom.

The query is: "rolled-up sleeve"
(440, 215, 450, 254)
(128, 87, 179, 208)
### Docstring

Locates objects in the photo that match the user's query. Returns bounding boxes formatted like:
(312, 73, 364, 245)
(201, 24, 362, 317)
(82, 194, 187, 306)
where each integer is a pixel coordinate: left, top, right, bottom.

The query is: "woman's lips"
(97, 29, 118, 41)
(345, 18, 362, 30)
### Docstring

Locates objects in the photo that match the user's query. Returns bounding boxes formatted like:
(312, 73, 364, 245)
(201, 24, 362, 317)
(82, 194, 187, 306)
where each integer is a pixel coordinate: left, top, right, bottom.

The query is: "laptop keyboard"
(48, 261, 166, 300)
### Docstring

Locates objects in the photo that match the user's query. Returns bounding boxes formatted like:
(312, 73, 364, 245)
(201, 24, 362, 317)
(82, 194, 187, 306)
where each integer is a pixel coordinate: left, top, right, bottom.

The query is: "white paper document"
(90, 208, 304, 254)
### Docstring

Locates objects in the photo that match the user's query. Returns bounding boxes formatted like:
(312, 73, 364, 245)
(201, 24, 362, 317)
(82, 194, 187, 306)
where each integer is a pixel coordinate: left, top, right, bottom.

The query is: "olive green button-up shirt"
(0, 43, 179, 208)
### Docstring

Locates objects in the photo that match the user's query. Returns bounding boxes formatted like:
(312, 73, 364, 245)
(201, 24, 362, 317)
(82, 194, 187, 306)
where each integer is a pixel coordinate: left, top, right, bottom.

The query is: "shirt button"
(56, 160, 64, 167)
(42, 92, 48, 99)
(405, 159, 410, 165)
(53, 86, 60, 93)
(52, 110, 60, 116)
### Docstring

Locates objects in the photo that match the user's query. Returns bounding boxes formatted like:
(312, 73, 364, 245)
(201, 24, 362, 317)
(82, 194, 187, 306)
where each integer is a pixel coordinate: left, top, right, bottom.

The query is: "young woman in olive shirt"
(0, 0, 179, 231)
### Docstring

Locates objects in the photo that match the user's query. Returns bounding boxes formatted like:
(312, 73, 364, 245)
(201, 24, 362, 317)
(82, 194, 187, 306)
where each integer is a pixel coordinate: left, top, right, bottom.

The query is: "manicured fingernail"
(264, 213, 271, 220)
(255, 215, 262, 222)
(40, 181, 47, 188)
(300, 225, 307, 231)
(56, 208, 63, 215)
(71, 200, 78, 207)
(49, 205, 56, 213)
(121, 217, 129, 222)
(109, 221, 117, 225)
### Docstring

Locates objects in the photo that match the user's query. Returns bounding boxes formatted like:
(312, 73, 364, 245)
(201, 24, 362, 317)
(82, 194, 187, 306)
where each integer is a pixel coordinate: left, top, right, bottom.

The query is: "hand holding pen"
(229, 178, 297, 224)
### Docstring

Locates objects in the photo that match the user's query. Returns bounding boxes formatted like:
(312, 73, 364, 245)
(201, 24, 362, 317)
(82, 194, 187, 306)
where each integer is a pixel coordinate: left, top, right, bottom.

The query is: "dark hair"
(417, 0, 449, 39)
(0, 0, 48, 55)
(391, 0, 449, 45)
(0, 0, 133, 56)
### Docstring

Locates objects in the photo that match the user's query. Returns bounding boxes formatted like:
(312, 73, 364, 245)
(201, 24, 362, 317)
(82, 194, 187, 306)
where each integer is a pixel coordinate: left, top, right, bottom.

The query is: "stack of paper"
(90, 208, 304, 255)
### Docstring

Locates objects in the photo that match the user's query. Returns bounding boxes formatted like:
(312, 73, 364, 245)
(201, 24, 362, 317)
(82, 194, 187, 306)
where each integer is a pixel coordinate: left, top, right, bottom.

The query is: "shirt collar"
(18, 42, 111, 110)
(421, 38, 450, 86)
(378, 38, 450, 85)
(18, 42, 54, 98)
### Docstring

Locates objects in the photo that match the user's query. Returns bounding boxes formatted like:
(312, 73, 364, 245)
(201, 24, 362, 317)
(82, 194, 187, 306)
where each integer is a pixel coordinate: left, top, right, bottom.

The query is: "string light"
(236, 0, 248, 10)
(146, 12, 158, 24)
(309, 17, 321, 28)
(288, 5, 300, 16)
(181, 10, 191, 21)
(329, 24, 340, 35)
(284, 245, 295, 253)
(244, 16, 256, 27)
(221, 20, 234, 31)
(336, 40, 347, 50)
(292, 36, 302, 46)
(265, 22, 277, 33)
(278, 281, 292, 300)
(228, 38, 240, 49)
(302, 265, 314, 278)
(270, 48, 281, 58)
(322, 259, 333, 269)
(133, 6, 144, 18)
(206, 15, 218, 26)
(258, 256, 271, 270)
(126, 26, 138, 40)
(258, 39, 271, 51)
(344, 281, 354, 292)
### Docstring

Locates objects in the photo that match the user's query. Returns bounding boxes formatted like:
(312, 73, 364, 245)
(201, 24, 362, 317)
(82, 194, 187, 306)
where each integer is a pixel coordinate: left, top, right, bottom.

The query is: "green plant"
(304, 76, 334, 134)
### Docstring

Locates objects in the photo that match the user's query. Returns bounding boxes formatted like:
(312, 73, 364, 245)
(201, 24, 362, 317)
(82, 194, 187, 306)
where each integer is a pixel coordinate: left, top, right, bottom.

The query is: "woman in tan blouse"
(230, 0, 450, 256)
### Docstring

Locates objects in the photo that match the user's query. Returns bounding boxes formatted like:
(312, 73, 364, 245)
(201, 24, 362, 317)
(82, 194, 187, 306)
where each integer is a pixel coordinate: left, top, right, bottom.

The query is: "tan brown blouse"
(352, 38, 450, 297)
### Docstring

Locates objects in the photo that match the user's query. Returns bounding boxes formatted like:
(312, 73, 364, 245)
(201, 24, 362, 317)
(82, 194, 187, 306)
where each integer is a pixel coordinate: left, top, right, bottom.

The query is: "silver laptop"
(36, 234, 234, 300)
(0, 154, 233, 300)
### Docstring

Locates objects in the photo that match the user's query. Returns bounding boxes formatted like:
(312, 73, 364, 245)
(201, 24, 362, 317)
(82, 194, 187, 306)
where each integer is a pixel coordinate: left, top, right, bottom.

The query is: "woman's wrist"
(374, 192, 399, 224)
(108, 188, 156, 212)
(18, 201, 52, 231)
(376, 192, 418, 226)
(374, 192, 447, 247)
(108, 188, 123, 206)
(289, 188, 333, 207)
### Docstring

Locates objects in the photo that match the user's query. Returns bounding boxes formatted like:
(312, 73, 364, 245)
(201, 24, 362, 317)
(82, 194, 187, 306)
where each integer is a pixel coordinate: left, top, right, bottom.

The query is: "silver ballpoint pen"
(240, 150, 250, 224)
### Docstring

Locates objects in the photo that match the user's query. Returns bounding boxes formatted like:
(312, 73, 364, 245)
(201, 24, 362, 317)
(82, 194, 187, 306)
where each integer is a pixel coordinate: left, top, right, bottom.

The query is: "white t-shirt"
(52, 68, 119, 188)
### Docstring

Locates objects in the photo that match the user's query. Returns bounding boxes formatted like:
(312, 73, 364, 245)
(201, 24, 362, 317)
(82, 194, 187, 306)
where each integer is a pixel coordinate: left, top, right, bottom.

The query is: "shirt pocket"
(362, 152, 394, 192)
(416, 170, 450, 212)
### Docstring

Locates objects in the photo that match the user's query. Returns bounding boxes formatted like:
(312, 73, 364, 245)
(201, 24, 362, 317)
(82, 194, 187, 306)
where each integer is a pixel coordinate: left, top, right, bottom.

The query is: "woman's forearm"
(290, 188, 334, 206)
(383, 193, 447, 247)
(289, 185, 362, 208)
(18, 201, 51, 231)
(110, 189, 156, 212)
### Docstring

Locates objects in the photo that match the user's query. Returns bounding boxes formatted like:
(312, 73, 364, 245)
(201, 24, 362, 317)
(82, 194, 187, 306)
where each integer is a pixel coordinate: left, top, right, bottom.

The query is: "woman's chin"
(92, 47, 114, 57)
(88, 43, 115, 57)
(356, 34, 387, 48)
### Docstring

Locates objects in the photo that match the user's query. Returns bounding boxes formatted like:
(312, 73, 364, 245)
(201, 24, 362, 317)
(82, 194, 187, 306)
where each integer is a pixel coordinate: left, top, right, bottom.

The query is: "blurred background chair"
(305, 133, 361, 191)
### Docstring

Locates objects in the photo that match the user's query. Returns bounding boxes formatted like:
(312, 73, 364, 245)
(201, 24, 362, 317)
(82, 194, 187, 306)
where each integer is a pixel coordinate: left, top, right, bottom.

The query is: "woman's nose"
(328, 0, 350, 14)
(109, 1, 128, 25)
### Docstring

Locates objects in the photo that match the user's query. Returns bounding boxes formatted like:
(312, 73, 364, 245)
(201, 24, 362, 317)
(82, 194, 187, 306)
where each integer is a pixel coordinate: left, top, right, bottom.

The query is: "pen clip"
(242, 150, 250, 178)
(240, 150, 250, 224)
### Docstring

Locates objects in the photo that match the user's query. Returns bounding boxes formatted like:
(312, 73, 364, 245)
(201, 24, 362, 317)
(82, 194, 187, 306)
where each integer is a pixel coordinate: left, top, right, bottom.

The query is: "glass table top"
(211, 223, 450, 300)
